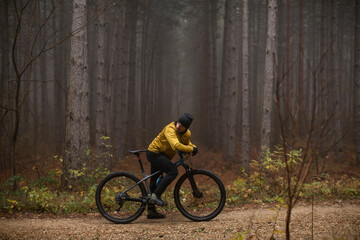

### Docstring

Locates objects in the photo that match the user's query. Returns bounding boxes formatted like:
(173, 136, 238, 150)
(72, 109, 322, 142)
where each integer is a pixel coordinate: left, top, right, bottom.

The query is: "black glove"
(192, 147, 198, 156)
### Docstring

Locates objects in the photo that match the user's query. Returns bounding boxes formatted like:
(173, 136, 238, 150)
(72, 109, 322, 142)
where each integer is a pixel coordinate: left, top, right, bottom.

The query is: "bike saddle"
(128, 149, 147, 156)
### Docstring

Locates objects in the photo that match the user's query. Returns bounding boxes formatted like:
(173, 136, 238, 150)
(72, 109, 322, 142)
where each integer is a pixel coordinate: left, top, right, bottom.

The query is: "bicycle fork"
(187, 170, 203, 198)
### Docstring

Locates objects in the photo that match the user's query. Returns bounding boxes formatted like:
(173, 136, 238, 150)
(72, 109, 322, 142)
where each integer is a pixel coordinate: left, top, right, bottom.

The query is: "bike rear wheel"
(174, 169, 226, 221)
(95, 172, 147, 224)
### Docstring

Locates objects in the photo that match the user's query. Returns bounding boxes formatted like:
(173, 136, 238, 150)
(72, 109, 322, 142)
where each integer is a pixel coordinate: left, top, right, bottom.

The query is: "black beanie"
(178, 113, 193, 129)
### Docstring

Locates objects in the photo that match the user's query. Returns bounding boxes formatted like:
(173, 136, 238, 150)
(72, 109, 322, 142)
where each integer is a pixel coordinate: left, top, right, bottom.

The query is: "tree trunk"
(330, 0, 341, 162)
(260, 0, 277, 150)
(319, 0, 330, 160)
(8, 0, 30, 189)
(320, 0, 329, 126)
(285, 200, 293, 240)
(95, 0, 110, 170)
(210, 0, 219, 150)
(107, 6, 122, 167)
(298, 0, 304, 138)
(285, 0, 291, 124)
(0, 0, 10, 174)
(114, 0, 130, 158)
(139, 1, 149, 146)
(51, 0, 66, 154)
(355, 0, 360, 166)
(196, 0, 212, 146)
(32, 66, 39, 164)
(62, 0, 90, 188)
(241, 0, 250, 174)
(40, 1, 48, 143)
(126, 0, 138, 149)
(221, 0, 238, 162)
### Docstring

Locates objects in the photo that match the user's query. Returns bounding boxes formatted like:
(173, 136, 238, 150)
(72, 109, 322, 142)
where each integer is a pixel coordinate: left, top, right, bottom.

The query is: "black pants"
(146, 150, 178, 198)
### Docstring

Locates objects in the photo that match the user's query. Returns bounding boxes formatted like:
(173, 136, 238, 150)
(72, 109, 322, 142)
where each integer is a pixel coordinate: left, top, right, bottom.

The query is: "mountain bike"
(95, 150, 226, 224)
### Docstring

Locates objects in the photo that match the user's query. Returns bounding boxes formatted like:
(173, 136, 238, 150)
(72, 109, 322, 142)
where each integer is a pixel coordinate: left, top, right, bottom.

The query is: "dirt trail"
(0, 202, 359, 240)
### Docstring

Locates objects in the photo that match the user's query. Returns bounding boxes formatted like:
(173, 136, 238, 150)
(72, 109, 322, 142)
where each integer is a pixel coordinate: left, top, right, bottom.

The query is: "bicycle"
(95, 149, 226, 224)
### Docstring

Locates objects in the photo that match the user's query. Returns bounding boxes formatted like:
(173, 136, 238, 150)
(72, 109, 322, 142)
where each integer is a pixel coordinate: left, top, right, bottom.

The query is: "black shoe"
(149, 193, 168, 206)
(147, 209, 166, 219)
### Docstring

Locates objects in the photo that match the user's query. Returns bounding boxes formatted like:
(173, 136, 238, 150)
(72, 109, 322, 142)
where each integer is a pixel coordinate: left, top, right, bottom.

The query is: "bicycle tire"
(174, 169, 226, 221)
(95, 172, 147, 224)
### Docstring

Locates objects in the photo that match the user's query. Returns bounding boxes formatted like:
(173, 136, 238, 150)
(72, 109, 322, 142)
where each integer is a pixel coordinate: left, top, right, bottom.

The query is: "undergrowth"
(227, 148, 360, 205)
(0, 147, 359, 214)
(0, 165, 109, 214)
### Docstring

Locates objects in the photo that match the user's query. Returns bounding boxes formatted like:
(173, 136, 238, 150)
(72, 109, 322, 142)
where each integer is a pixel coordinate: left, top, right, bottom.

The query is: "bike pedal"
(148, 195, 168, 206)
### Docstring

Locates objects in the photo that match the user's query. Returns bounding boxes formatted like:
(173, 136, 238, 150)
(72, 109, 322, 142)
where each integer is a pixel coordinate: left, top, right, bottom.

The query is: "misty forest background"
(1, 0, 360, 187)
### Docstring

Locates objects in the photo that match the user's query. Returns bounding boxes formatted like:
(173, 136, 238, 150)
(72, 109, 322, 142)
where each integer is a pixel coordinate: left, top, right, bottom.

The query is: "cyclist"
(146, 113, 198, 219)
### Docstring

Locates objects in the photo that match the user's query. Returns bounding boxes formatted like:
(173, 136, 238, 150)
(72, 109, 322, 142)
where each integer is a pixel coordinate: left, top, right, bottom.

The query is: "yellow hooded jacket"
(148, 121, 196, 159)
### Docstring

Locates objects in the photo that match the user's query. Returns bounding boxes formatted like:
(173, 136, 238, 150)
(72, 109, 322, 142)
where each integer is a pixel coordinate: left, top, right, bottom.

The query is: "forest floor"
(0, 201, 359, 240)
(1, 148, 360, 239)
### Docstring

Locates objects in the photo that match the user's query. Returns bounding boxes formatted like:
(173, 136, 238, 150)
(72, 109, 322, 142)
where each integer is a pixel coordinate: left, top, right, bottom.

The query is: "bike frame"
(120, 150, 196, 202)
(96, 149, 226, 223)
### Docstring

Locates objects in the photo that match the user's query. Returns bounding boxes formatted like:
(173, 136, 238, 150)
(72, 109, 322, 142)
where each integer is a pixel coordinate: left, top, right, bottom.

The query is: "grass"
(1, 166, 359, 215)
(1, 147, 359, 214)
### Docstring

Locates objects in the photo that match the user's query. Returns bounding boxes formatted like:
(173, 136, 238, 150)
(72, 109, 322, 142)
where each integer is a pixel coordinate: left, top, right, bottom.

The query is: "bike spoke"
(96, 172, 146, 223)
(175, 170, 225, 221)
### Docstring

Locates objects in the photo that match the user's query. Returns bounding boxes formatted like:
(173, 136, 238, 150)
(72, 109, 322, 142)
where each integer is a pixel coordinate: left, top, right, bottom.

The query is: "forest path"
(0, 202, 359, 240)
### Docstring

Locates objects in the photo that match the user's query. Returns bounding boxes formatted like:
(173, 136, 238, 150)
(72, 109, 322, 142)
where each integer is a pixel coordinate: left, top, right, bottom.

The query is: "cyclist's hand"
(192, 147, 198, 156)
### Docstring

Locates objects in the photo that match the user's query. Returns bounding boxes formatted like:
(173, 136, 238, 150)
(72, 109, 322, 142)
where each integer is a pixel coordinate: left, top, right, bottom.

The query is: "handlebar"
(177, 150, 191, 158)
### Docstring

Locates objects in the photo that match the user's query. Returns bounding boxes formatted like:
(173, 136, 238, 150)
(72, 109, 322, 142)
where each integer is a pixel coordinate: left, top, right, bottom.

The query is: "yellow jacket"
(148, 121, 196, 159)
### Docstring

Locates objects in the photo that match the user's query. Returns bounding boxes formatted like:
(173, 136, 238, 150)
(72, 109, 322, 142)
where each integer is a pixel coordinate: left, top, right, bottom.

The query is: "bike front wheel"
(174, 169, 226, 221)
(95, 172, 147, 224)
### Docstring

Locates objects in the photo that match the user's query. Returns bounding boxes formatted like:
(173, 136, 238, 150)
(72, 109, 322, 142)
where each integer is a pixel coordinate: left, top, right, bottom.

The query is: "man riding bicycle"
(146, 113, 198, 219)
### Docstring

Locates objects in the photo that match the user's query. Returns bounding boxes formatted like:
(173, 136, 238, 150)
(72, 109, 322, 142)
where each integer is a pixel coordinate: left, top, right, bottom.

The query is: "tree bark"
(195, 0, 212, 146)
(126, 0, 138, 149)
(114, 0, 130, 158)
(40, 1, 49, 142)
(95, 0, 110, 169)
(8, 0, 33, 189)
(107, 6, 122, 166)
(241, 0, 250, 174)
(320, 0, 329, 125)
(285, 0, 291, 122)
(51, 0, 66, 154)
(298, 0, 304, 138)
(221, 0, 238, 162)
(0, 0, 10, 175)
(210, 0, 220, 150)
(260, 0, 277, 150)
(330, 0, 341, 162)
(62, 0, 90, 188)
(355, 0, 360, 166)
(139, 1, 150, 146)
